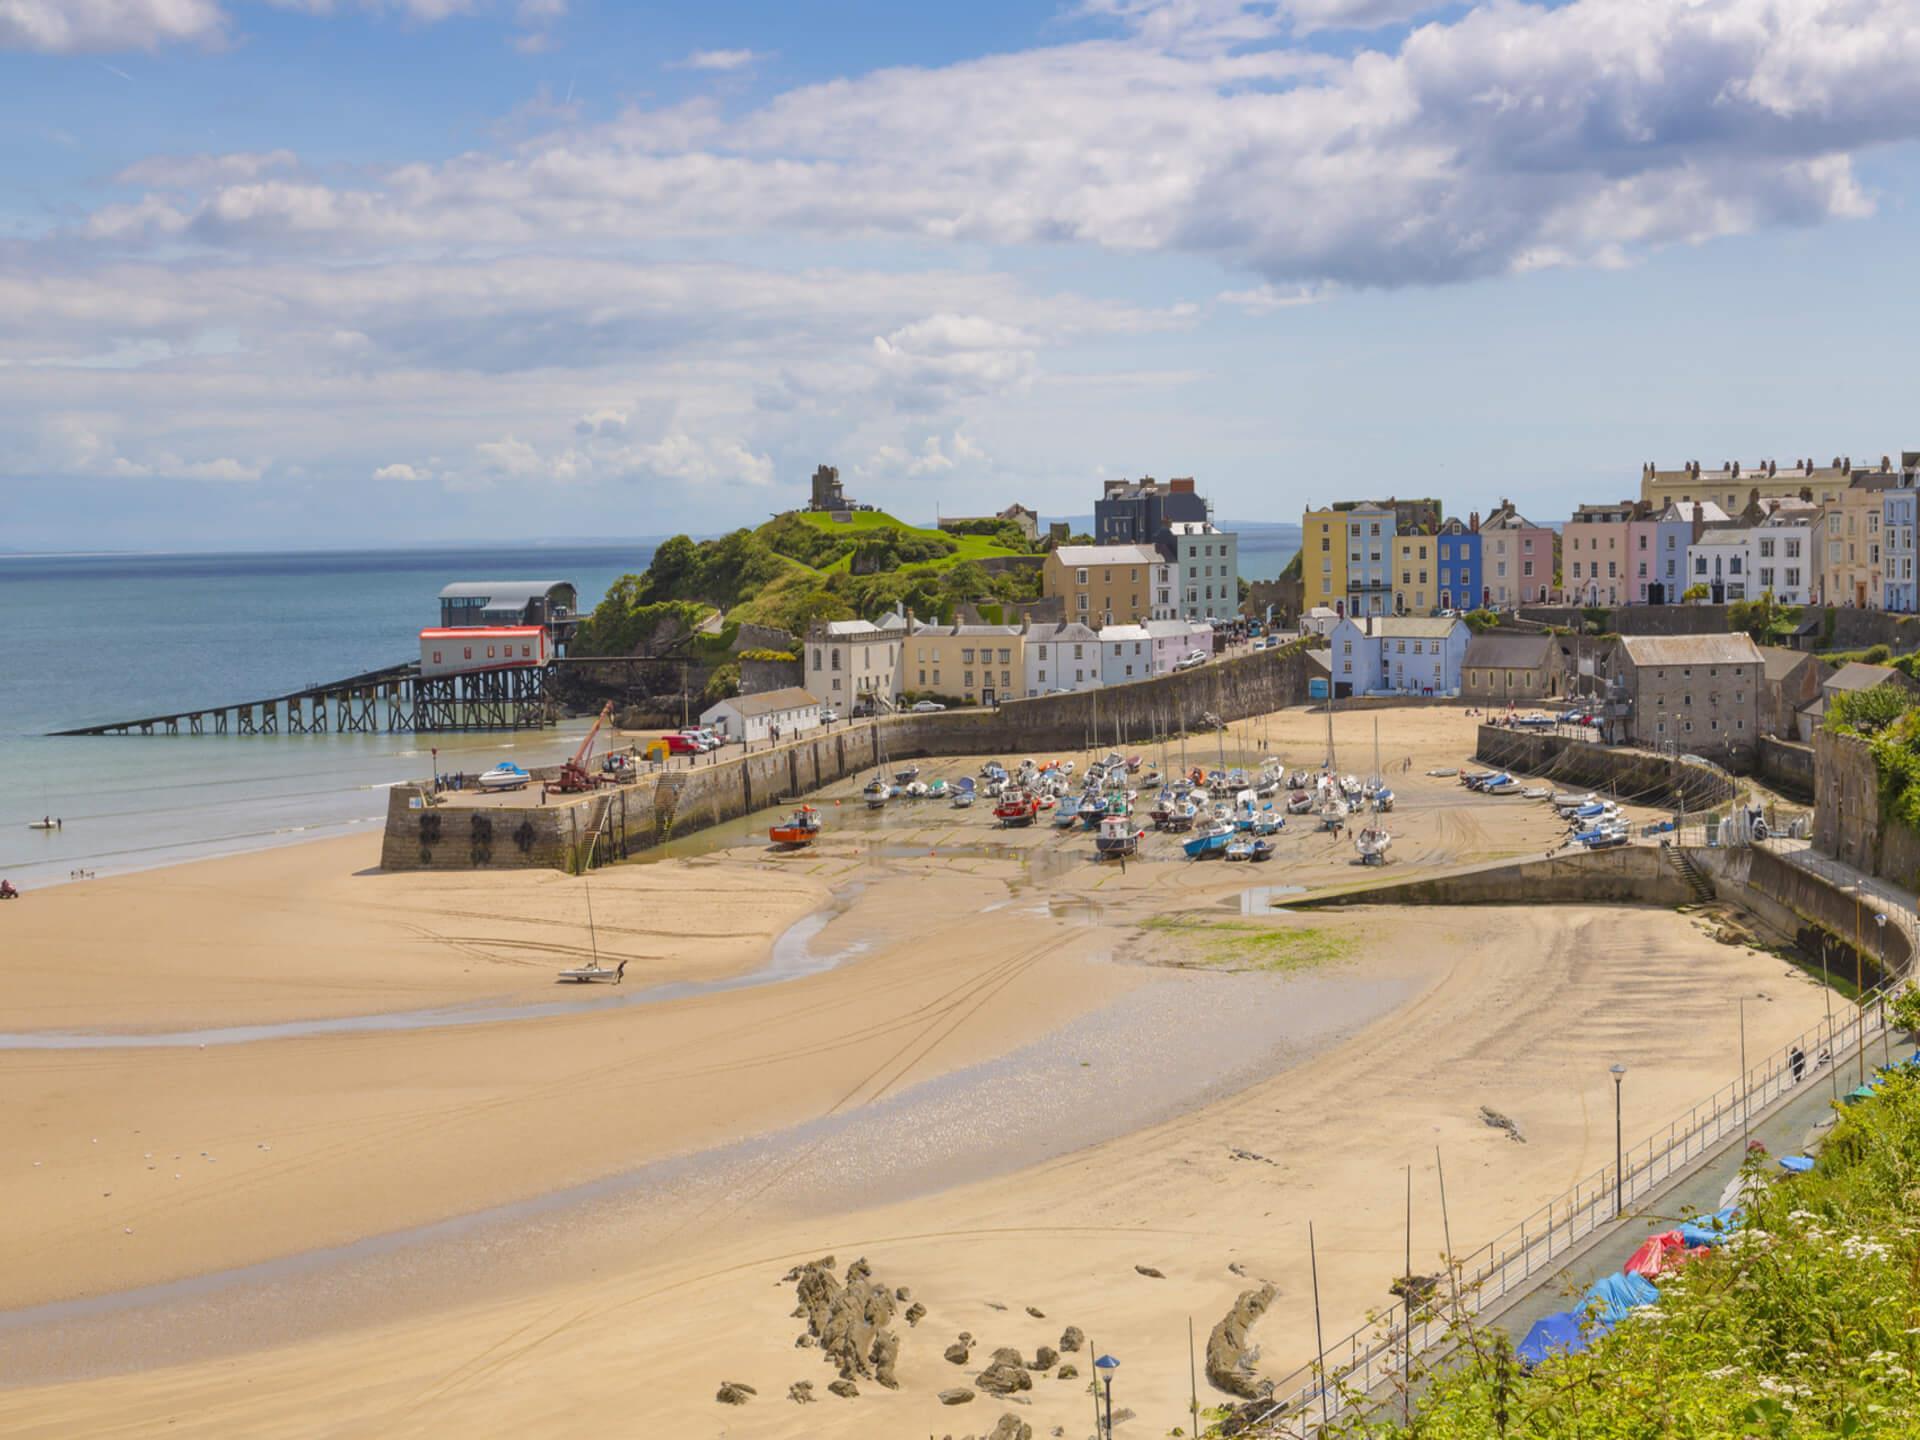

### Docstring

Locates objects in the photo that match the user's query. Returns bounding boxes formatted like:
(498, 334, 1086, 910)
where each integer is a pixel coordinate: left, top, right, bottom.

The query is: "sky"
(4, 0, 1920, 552)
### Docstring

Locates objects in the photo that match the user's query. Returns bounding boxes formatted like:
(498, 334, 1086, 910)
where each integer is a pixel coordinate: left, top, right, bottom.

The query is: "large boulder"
(1206, 1284, 1277, 1399)
(945, 1341, 972, 1366)
(976, 1356, 1033, 1396)
(1059, 1325, 1085, 1353)
(938, 1387, 976, 1406)
(871, 1329, 901, 1390)
(988, 1416, 1034, 1440)
(1029, 1346, 1058, 1372)
(715, 1382, 755, 1405)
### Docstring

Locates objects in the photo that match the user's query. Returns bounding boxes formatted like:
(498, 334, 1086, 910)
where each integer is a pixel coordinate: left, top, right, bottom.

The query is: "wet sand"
(0, 705, 1835, 1437)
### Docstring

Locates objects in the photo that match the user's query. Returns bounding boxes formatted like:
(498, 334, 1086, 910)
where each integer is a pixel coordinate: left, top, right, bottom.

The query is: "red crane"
(551, 701, 615, 793)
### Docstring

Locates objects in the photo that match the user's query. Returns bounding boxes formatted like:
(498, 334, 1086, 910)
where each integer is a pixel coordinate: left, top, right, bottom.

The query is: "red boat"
(769, 805, 823, 847)
(993, 791, 1040, 827)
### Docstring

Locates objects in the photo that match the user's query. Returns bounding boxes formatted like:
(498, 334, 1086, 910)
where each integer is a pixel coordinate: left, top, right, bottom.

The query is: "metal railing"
(1247, 986, 1904, 1438)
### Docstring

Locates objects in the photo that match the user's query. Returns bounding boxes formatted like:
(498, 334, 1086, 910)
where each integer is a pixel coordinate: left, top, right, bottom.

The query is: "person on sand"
(0, 879, 17, 899)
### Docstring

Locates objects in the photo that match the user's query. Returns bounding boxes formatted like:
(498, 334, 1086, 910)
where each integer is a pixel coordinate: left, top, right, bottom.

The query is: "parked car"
(660, 733, 702, 755)
(911, 700, 946, 713)
(819, 707, 838, 724)
(1174, 650, 1208, 671)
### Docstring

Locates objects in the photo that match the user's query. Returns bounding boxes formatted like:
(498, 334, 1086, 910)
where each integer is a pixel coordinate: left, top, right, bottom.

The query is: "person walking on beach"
(1790, 1046, 1806, 1083)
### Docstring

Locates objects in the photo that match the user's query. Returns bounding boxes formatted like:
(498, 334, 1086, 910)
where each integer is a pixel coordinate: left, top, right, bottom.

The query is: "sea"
(0, 524, 1302, 892)
(0, 545, 651, 891)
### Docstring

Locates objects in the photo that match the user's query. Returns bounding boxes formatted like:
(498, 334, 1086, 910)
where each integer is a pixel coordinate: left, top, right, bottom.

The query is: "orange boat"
(769, 805, 823, 847)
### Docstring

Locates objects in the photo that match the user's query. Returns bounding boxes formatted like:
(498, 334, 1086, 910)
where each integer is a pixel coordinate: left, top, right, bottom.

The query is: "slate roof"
(1463, 633, 1556, 670)
(1616, 634, 1764, 667)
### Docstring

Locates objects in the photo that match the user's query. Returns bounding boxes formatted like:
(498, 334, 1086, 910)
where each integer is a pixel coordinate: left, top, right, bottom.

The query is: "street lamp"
(1611, 1063, 1627, 1217)
(1094, 1354, 1120, 1437)
(1876, 912, 1890, 1065)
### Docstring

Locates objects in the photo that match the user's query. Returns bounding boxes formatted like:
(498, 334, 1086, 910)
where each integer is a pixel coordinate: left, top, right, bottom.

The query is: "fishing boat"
(1182, 817, 1235, 859)
(1163, 800, 1198, 833)
(1249, 838, 1274, 862)
(894, 765, 920, 784)
(1094, 814, 1144, 860)
(1253, 812, 1284, 836)
(926, 778, 949, 799)
(982, 761, 1008, 782)
(769, 805, 823, 847)
(1481, 776, 1523, 796)
(1054, 793, 1084, 828)
(952, 778, 976, 809)
(904, 780, 928, 799)
(1354, 825, 1393, 864)
(1078, 790, 1110, 826)
(994, 791, 1040, 827)
(1224, 836, 1255, 862)
(1287, 789, 1314, 815)
(477, 762, 531, 791)
(864, 776, 890, 809)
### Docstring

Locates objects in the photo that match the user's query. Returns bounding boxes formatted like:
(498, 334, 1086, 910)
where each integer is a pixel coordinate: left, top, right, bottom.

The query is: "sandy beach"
(0, 706, 1834, 1438)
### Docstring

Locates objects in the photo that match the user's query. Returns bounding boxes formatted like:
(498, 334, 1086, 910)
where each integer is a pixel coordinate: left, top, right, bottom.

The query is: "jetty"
(52, 658, 556, 736)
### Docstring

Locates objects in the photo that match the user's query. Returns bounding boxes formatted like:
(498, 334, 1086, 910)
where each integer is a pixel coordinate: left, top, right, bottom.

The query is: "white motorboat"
(1354, 826, 1392, 864)
(477, 762, 531, 791)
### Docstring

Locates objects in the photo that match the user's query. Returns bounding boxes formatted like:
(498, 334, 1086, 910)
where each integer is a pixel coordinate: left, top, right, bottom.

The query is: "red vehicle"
(993, 790, 1040, 828)
(660, 733, 702, 756)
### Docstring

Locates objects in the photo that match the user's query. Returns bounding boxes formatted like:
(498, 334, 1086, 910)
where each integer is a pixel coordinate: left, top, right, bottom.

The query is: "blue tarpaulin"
(1582, 1270, 1660, 1324)
(1678, 1207, 1741, 1248)
(1778, 1155, 1815, 1173)
(1517, 1311, 1598, 1367)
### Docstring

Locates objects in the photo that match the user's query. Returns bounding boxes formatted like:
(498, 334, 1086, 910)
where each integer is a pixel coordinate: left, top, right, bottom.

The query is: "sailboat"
(865, 726, 891, 809)
(1354, 825, 1392, 864)
(1366, 717, 1395, 812)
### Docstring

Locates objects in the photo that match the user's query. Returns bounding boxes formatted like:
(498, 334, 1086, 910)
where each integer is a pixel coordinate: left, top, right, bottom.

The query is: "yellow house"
(1639, 458, 1849, 513)
(1821, 473, 1896, 609)
(904, 623, 1024, 704)
(1301, 507, 1349, 614)
(1391, 533, 1436, 614)
(1041, 545, 1170, 627)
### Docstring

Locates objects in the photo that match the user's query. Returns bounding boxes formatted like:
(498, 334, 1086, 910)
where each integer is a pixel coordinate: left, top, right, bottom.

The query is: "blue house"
(1434, 517, 1482, 610)
(1886, 487, 1917, 613)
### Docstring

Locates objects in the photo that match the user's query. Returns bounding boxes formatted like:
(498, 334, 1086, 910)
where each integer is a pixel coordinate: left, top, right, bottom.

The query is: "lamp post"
(1876, 912, 1890, 1066)
(1094, 1354, 1120, 1437)
(1854, 885, 1867, 1087)
(1611, 1063, 1627, 1217)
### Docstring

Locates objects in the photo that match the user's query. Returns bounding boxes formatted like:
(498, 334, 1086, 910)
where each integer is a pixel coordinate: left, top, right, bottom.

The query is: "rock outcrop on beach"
(715, 1381, 756, 1404)
(1206, 1283, 1277, 1398)
(988, 1415, 1034, 1440)
(976, 1347, 1033, 1396)
(786, 1254, 903, 1393)
(1059, 1325, 1084, 1353)
(939, 1387, 975, 1405)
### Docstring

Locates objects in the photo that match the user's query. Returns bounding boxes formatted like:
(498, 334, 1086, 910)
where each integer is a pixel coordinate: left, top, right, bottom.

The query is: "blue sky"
(4, 0, 1919, 551)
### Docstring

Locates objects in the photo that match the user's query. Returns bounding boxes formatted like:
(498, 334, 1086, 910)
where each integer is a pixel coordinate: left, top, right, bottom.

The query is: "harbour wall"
(1284, 847, 1696, 909)
(381, 641, 1318, 871)
(1758, 736, 1816, 802)
(1814, 729, 1920, 892)
(1472, 725, 1738, 811)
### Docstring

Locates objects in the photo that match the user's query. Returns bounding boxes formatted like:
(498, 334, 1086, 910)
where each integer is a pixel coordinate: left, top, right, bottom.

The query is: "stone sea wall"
(1813, 728, 1920, 892)
(1473, 726, 1738, 811)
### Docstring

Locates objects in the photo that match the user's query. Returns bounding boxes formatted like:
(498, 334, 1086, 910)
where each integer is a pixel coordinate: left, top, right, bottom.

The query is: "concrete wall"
(1758, 736, 1815, 801)
(1286, 846, 1694, 910)
(738, 656, 803, 695)
(1473, 725, 1738, 810)
(1698, 845, 1913, 989)
(1517, 604, 1736, 636)
(1814, 728, 1920, 891)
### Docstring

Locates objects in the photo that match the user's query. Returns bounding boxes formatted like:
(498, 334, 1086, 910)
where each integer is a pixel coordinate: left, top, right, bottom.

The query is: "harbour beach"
(0, 706, 1833, 1438)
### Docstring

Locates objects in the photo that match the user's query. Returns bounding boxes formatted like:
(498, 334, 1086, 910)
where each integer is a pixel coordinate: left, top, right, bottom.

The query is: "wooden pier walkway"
(51, 660, 557, 736)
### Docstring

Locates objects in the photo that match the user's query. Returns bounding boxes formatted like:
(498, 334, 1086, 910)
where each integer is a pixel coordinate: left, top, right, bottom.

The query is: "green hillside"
(785, 509, 1026, 572)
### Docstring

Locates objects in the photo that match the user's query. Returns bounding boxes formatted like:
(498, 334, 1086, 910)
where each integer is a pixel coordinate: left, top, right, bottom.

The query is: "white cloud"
(87, 0, 1920, 288)
(1217, 282, 1329, 313)
(372, 461, 426, 481)
(0, 0, 226, 52)
(115, 148, 299, 188)
(673, 47, 765, 71)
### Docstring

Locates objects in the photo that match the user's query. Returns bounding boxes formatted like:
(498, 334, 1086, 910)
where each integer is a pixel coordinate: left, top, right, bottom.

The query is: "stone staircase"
(1663, 844, 1716, 905)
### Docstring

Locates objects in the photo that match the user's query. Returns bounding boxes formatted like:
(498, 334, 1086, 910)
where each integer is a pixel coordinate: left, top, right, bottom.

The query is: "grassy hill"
(786, 509, 1025, 572)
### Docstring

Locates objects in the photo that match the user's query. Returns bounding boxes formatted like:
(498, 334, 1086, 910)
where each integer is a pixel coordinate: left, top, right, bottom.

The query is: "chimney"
(1469, 510, 1480, 533)
(1883, 455, 1893, 473)
(1169, 477, 1195, 493)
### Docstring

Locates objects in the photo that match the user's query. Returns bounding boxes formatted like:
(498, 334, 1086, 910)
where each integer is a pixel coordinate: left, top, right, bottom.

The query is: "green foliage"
(1357, 1071, 1920, 1439)
(1865, 644, 1893, 665)
(1729, 594, 1801, 644)
(850, 526, 957, 571)
(938, 517, 1035, 551)
(1463, 609, 1501, 634)
(1280, 549, 1304, 581)
(572, 592, 714, 657)
(736, 647, 798, 663)
(1579, 606, 1612, 635)
(1890, 985, 1920, 1036)
(1826, 685, 1911, 738)
(757, 511, 858, 568)
(1681, 582, 1711, 601)
(1828, 690, 1920, 832)
(1238, 575, 1252, 606)
(701, 663, 739, 703)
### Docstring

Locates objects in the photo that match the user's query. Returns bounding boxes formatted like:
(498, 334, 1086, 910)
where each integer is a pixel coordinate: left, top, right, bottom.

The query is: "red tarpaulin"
(1624, 1231, 1691, 1279)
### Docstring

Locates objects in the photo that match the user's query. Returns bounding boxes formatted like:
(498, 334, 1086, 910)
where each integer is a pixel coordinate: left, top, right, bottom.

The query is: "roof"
(952, 624, 1021, 637)
(437, 581, 574, 606)
(1690, 528, 1754, 548)
(1758, 645, 1816, 682)
(1463, 632, 1556, 669)
(1027, 622, 1098, 642)
(1097, 624, 1151, 642)
(1616, 634, 1763, 667)
(1142, 618, 1208, 636)
(708, 686, 820, 719)
(822, 619, 880, 637)
(1166, 521, 1225, 536)
(419, 626, 544, 640)
(1051, 544, 1163, 568)
(1304, 649, 1331, 673)
(1824, 661, 1900, 694)
(1336, 615, 1465, 639)
(1657, 501, 1729, 523)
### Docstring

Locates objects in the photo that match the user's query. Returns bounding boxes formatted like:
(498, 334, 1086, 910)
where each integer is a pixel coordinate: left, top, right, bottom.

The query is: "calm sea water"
(0, 545, 651, 890)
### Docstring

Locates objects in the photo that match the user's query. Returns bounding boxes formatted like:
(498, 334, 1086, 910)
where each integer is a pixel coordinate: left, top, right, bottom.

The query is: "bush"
(701, 663, 739, 703)
(1463, 609, 1501, 634)
(1681, 583, 1710, 601)
(1865, 643, 1893, 665)
(1827, 688, 1920, 831)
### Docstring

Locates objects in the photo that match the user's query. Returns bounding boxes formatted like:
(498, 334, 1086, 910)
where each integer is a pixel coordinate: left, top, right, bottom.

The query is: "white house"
(1686, 527, 1755, 603)
(700, 686, 821, 744)
(1144, 617, 1211, 675)
(804, 619, 903, 709)
(1327, 616, 1470, 696)
(1751, 509, 1818, 605)
(1166, 521, 1240, 621)
(1097, 624, 1154, 686)
(1300, 606, 1342, 638)
(1024, 622, 1102, 696)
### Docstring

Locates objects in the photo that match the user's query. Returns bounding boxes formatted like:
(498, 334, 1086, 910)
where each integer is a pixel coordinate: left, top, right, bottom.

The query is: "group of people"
(0, 879, 17, 900)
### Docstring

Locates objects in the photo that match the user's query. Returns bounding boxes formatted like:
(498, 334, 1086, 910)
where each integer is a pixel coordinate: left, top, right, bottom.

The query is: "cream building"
(904, 623, 1024, 705)
(1043, 545, 1172, 627)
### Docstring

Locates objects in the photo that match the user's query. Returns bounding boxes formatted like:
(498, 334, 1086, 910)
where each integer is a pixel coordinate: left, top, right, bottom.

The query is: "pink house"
(1480, 499, 1555, 607)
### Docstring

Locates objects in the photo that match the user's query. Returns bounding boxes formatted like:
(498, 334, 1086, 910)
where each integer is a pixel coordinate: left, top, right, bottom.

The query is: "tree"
(1682, 583, 1711, 602)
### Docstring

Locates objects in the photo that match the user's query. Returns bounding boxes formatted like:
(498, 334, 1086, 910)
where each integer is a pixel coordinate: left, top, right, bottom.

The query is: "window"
(463, 646, 473, 660)
(1076, 569, 1088, 584)
(961, 648, 974, 663)
(432, 650, 442, 664)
